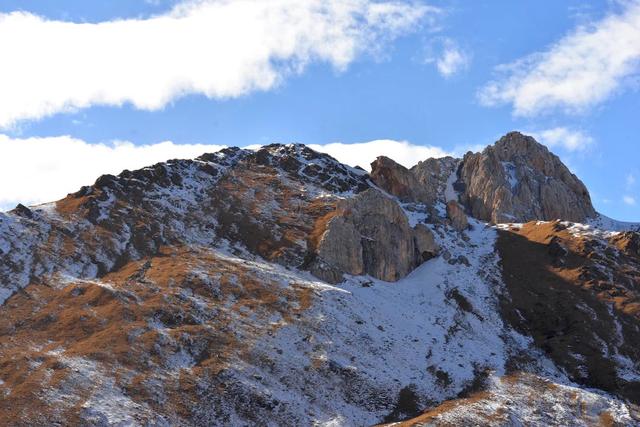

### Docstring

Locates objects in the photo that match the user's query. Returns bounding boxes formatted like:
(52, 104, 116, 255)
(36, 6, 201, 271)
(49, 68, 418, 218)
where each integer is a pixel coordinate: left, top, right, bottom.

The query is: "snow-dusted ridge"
(588, 212, 640, 233)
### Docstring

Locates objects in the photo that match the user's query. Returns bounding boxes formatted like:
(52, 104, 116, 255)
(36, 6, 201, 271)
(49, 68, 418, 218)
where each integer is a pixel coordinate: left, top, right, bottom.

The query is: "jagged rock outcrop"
(611, 231, 640, 258)
(370, 156, 431, 203)
(311, 189, 439, 283)
(458, 132, 596, 223)
(369, 156, 459, 207)
(410, 156, 459, 201)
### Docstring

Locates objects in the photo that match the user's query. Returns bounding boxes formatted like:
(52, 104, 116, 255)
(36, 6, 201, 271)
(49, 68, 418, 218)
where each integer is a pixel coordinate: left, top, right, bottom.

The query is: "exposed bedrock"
(458, 131, 596, 223)
(310, 189, 439, 283)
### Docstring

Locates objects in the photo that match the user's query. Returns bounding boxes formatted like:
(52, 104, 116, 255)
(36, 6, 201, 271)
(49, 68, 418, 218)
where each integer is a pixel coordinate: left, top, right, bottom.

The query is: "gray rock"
(312, 216, 364, 283)
(369, 156, 460, 208)
(410, 156, 459, 203)
(414, 223, 439, 263)
(312, 189, 439, 283)
(446, 200, 468, 231)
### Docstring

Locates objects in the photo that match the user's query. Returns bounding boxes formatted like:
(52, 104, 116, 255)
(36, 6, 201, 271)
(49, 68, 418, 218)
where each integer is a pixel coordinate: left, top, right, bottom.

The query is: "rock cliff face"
(457, 132, 596, 223)
(410, 156, 459, 201)
(370, 132, 595, 225)
(310, 189, 439, 283)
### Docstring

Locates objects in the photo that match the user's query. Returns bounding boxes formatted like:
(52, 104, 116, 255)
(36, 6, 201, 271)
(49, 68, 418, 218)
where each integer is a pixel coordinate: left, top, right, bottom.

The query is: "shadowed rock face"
(311, 189, 439, 283)
(497, 221, 640, 403)
(458, 132, 596, 223)
(370, 156, 431, 204)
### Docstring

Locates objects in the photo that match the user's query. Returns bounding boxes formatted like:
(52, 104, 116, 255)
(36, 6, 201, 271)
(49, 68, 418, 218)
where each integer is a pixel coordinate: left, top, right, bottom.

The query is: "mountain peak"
(458, 132, 595, 223)
(369, 132, 596, 224)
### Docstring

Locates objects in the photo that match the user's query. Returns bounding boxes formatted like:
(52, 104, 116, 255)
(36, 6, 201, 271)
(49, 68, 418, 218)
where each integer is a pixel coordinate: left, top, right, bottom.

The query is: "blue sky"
(0, 0, 638, 221)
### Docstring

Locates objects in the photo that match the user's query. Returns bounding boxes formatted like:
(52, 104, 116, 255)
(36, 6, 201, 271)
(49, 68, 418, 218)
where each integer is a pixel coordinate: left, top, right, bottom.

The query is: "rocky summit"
(1, 132, 639, 426)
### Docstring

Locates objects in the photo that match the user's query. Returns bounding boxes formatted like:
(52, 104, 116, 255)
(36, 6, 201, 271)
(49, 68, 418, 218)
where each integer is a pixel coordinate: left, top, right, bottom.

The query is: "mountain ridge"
(0, 132, 639, 426)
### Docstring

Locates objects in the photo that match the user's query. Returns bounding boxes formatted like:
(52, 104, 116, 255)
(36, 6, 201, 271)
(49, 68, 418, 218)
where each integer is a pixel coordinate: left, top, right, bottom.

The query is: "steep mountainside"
(0, 132, 639, 426)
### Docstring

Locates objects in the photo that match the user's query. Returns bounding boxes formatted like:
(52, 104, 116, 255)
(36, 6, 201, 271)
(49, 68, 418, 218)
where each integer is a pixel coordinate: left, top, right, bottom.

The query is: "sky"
(0, 0, 638, 221)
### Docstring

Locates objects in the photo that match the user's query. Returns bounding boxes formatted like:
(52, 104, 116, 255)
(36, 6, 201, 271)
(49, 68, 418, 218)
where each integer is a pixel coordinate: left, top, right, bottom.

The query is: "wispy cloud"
(478, 1, 640, 116)
(529, 127, 594, 152)
(0, 0, 435, 128)
(0, 135, 449, 209)
(309, 140, 450, 170)
(424, 37, 470, 77)
(624, 173, 637, 206)
(626, 173, 636, 188)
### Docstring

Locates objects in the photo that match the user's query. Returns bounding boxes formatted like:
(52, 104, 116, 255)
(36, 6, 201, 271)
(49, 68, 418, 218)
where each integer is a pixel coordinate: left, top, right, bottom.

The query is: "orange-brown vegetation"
(497, 221, 640, 402)
(0, 246, 316, 425)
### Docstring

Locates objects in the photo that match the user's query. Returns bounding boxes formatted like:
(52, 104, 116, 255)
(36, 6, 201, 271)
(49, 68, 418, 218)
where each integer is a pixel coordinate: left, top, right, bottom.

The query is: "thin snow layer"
(400, 202, 430, 227)
(588, 213, 640, 233)
(0, 144, 369, 305)
(416, 373, 635, 426)
(0, 213, 42, 304)
(44, 349, 166, 426)
(507, 217, 638, 242)
(228, 219, 528, 425)
(497, 215, 640, 240)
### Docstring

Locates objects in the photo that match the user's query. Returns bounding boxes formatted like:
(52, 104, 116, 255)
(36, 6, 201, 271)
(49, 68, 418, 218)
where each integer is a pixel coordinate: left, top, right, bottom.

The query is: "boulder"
(414, 223, 439, 262)
(446, 200, 468, 231)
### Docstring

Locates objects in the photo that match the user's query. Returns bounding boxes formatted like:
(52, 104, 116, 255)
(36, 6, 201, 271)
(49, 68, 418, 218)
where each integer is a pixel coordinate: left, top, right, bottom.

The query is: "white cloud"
(478, 1, 640, 116)
(626, 173, 636, 188)
(0, 0, 433, 128)
(0, 135, 449, 210)
(310, 139, 450, 170)
(0, 134, 225, 209)
(623, 195, 637, 205)
(436, 41, 469, 77)
(424, 38, 469, 77)
(529, 127, 594, 152)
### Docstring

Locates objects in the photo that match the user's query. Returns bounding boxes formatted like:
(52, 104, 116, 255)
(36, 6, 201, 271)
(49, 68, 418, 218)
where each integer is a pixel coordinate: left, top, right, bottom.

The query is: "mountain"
(0, 132, 639, 426)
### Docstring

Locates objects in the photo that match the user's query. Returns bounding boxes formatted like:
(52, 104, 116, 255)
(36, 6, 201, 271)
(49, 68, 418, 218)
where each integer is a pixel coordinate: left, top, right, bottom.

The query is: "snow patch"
(501, 161, 518, 190)
(444, 168, 459, 202)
